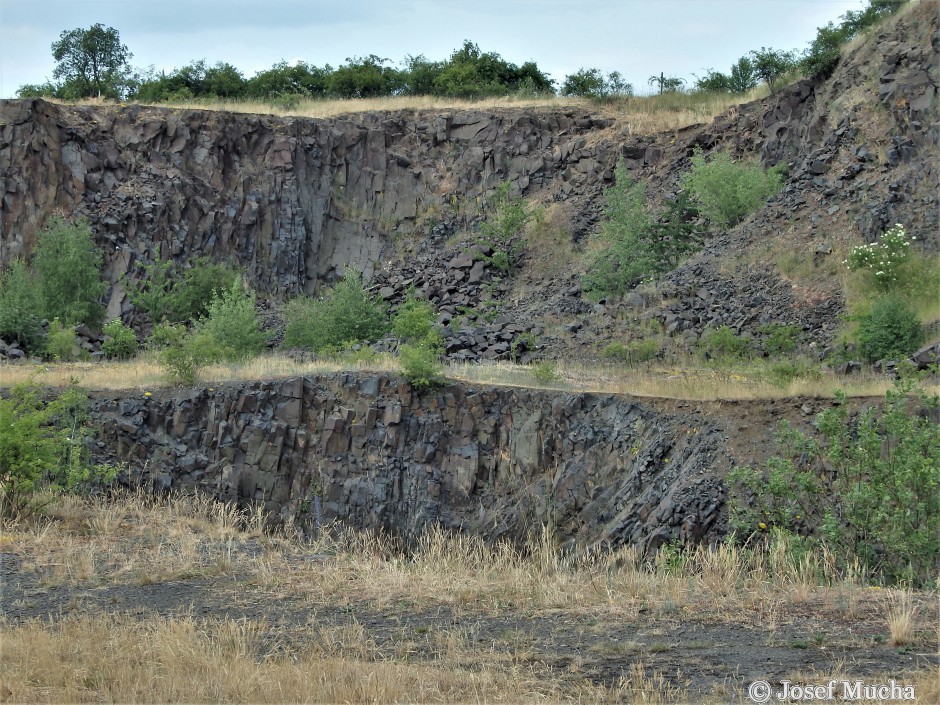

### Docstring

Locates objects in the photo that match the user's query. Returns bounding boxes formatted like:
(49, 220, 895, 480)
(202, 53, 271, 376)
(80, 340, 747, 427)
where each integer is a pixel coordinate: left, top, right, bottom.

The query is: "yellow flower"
(208, 388, 214, 392)
(758, 522, 767, 530)
(144, 392, 152, 397)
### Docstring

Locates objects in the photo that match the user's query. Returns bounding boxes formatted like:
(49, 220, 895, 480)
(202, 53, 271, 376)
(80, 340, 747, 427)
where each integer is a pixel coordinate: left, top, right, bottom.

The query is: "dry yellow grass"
(0, 612, 542, 704)
(61, 86, 765, 135)
(1, 493, 937, 703)
(3, 353, 932, 401)
(447, 359, 937, 401)
(1, 493, 936, 704)
(0, 352, 395, 391)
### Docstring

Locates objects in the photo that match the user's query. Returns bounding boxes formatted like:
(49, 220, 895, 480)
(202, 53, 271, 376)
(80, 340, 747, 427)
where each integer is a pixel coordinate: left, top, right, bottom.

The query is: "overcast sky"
(0, 0, 866, 99)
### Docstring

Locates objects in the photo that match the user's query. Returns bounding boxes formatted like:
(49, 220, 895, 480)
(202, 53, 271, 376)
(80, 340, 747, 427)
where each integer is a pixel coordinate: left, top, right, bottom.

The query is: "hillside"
(1, 7, 939, 702)
(2, 2, 937, 369)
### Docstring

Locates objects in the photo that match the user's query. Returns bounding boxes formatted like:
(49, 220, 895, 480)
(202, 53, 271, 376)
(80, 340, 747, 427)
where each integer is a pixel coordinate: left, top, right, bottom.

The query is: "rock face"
(0, 100, 614, 310)
(89, 375, 727, 552)
(2, 0, 936, 356)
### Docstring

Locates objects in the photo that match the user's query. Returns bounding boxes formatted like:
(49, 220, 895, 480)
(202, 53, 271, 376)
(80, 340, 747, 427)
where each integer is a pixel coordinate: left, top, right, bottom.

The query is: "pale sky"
(0, 0, 865, 99)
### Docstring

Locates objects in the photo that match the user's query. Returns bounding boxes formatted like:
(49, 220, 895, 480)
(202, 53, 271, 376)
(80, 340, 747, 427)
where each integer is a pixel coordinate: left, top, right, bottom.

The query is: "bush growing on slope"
(101, 319, 138, 360)
(728, 381, 939, 586)
(392, 292, 444, 390)
(0, 260, 45, 353)
(0, 383, 115, 517)
(855, 296, 924, 363)
(32, 217, 106, 328)
(283, 272, 388, 353)
(127, 252, 240, 325)
(162, 281, 267, 384)
(682, 148, 785, 230)
(583, 160, 703, 299)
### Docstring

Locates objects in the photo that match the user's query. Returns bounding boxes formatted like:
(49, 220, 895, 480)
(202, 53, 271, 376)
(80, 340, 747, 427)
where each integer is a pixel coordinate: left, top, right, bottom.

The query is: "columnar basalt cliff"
(1, 100, 619, 311)
(2, 3, 938, 549)
(90, 375, 730, 551)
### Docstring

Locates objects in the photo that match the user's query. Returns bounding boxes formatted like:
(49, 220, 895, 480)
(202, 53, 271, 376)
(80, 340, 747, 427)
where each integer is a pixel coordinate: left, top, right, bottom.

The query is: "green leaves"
(283, 272, 388, 353)
(33, 217, 106, 328)
(682, 148, 784, 230)
(126, 253, 240, 326)
(729, 382, 940, 586)
(583, 160, 703, 299)
(0, 260, 44, 353)
(51, 24, 133, 99)
(162, 281, 268, 384)
(855, 296, 925, 363)
(0, 383, 106, 517)
(474, 183, 534, 273)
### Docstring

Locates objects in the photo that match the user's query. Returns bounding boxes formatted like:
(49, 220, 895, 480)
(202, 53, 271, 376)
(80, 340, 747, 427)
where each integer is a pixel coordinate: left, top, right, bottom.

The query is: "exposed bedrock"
(0, 99, 616, 312)
(89, 375, 729, 552)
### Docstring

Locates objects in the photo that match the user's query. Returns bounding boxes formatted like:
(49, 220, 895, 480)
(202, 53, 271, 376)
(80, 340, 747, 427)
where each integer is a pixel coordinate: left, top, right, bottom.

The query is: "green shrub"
(126, 256, 175, 324)
(148, 320, 186, 349)
(601, 338, 659, 364)
(392, 294, 436, 343)
(392, 291, 444, 389)
(193, 281, 268, 362)
(758, 323, 801, 356)
(561, 68, 633, 100)
(700, 326, 752, 360)
(284, 272, 388, 352)
(0, 260, 45, 352)
(801, 0, 909, 80)
(728, 382, 939, 586)
(160, 281, 266, 385)
(0, 383, 115, 517)
(681, 148, 785, 230)
(856, 295, 924, 363)
(529, 361, 559, 384)
(127, 252, 240, 325)
(45, 319, 80, 362)
(601, 342, 630, 361)
(172, 258, 241, 322)
(583, 166, 655, 298)
(583, 160, 703, 299)
(844, 223, 913, 292)
(475, 183, 533, 272)
(32, 216, 106, 327)
(101, 319, 137, 360)
(399, 341, 444, 390)
(162, 344, 200, 385)
(764, 358, 821, 388)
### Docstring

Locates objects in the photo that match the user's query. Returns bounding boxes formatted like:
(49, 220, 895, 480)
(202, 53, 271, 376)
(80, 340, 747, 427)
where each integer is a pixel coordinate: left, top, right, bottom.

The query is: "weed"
(101, 319, 138, 360)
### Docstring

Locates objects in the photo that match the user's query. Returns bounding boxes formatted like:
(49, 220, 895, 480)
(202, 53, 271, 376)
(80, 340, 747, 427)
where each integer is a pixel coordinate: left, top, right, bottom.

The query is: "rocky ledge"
(90, 374, 731, 552)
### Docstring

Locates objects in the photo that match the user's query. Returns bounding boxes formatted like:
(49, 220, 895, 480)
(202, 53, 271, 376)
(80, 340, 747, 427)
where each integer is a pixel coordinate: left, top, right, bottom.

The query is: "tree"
(749, 47, 795, 93)
(51, 24, 132, 99)
(561, 68, 632, 100)
(694, 69, 731, 93)
(561, 68, 606, 97)
(327, 55, 401, 98)
(399, 55, 444, 96)
(728, 57, 758, 93)
(694, 57, 755, 95)
(647, 72, 685, 94)
(32, 216, 106, 327)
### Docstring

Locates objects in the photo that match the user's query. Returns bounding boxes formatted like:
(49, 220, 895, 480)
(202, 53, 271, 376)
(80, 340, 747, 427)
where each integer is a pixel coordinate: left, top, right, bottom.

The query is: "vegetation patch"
(729, 380, 939, 586)
(681, 148, 785, 230)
